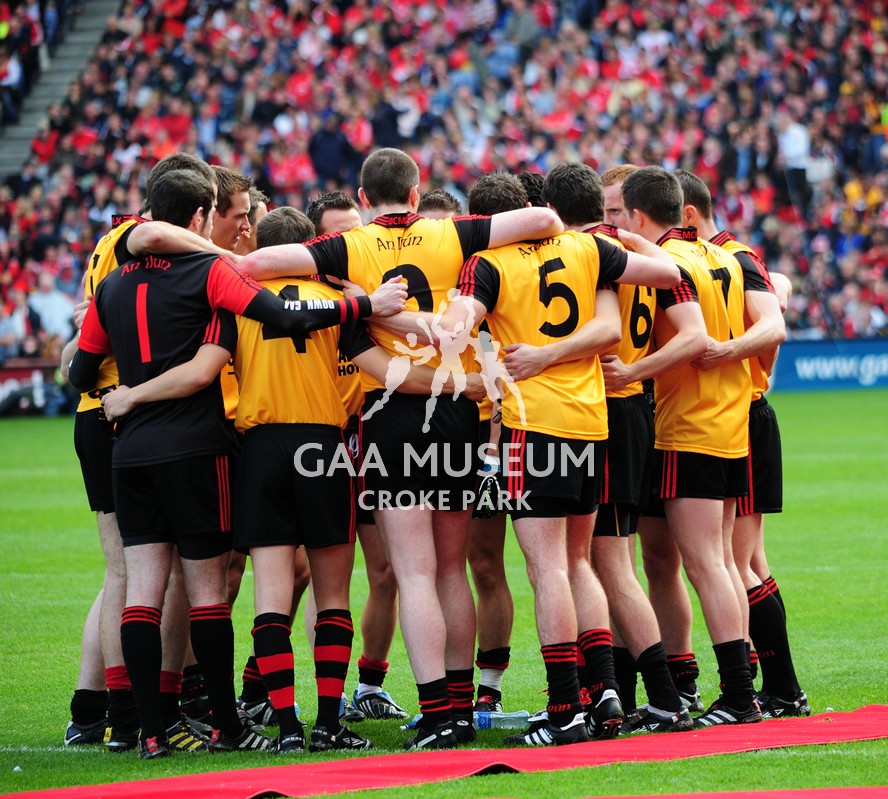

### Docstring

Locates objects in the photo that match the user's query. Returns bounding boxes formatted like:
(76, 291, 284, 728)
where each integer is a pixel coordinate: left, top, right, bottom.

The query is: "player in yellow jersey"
(676, 171, 809, 720)
(438, 165, 679, 747)
(238, 147, 565, 749)
(604, 166, 761, 728)
(602, 166, 705, 712)
(305, 190, 409, 723)
(505, 162, 695, 735)
(60, 153, 236, 752)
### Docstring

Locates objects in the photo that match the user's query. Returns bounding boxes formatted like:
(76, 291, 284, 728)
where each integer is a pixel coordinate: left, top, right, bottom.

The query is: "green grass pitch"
(1, 389, 887, 797)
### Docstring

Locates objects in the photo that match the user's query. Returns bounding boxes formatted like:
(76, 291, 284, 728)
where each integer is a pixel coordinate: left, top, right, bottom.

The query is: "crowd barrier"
(771, 338, 888, 392)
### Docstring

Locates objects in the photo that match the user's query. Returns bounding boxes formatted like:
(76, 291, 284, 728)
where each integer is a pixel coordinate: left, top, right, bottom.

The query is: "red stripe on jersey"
(135, 283, 151, 363)
(460, 254, 480, 298)
(711, 230, 734, 247)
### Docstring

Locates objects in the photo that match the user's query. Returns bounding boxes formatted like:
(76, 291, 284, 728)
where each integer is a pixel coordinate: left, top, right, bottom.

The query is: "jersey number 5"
(538, 258, 579, 338)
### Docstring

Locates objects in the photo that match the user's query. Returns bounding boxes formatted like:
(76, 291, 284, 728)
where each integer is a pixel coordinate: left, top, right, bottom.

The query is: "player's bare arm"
(237, 242, 319, 280)
(101, 344, 232, 421)
(126, 220, 237, 260)
(352, 346, 486, 402)
(615, 229, 681, 289)
(692, 290, 785, 371)
(487, 206, 564, 248)
(602, 301, 708, 392)
(502, 288, 621, 381)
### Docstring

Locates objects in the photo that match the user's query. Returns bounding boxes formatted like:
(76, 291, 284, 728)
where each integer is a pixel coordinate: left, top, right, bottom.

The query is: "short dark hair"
(360, 148, 420, 207)
(673, 169, 713, 221)
(142, 153, 215, 214)
(621, 166, 684, 228)
(257, 207, 316, 248)
(247, 186, 270, 226)
(467, 171, 528, 216)
(148, 169, 215, 228)
(417, 188, 462, 215)
(517, 171, 546, 207)
(212, 166, 253, 216)
(305, 190, 360, 230)
(543, 162, 604, 226)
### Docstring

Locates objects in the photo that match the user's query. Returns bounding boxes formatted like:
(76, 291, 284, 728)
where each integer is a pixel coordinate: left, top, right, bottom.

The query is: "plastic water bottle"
(473, 709, 530, 729)
(402, 709, 530, 730)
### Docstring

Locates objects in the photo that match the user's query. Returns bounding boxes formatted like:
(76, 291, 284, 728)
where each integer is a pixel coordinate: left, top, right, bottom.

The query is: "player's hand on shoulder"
(368, 276, 408, 317)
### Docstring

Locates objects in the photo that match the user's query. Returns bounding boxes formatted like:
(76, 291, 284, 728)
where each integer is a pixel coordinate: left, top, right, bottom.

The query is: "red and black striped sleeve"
(656, 267, 698, 310)
(457, 254, 499, 313)
(734, 250, 775, 294)
(203, 308, 238, 355)
(452, 215, 494, 261)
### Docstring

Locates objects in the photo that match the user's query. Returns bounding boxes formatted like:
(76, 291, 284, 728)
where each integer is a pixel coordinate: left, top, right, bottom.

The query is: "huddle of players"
(63, 147, 807, 758)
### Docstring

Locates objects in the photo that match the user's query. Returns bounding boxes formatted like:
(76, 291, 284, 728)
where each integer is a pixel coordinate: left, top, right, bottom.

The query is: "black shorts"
(501, 425, 606, 520)
(233, 424, 355, 552)
(655, 450, 749, 501)
(113, 453, 233, 559)
(74, 408, 115, 513)
(344, 414, 374, 526)
(737, 397, 782, 516)
(358, 390, 480, 512)
(600, 394, 654, 507)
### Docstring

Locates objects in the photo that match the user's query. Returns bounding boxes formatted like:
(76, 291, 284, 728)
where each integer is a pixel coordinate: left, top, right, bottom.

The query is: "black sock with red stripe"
(120, 605, 164, 740)
(253, 613, 299, 736)
(475, 647, 509, 702)
(747, 642, 759, 681)
(417, 677, 451, 730)
(314, 609, 353, 730)
(357, 656, 388, 690)
(578, 628, 618, 705)
(747, 583, 800, 699)
(763, 574, 786, 615)
(190, 603, 240, 737)
(667, 651, 700, 696)
(70, 689, 108, 725)
(542, 642, 582, 726)
(637, 642, 682, 712)
(159, 670, 183, 729)
(446, 668, 474, 720)
(239, 655, 268, 703)
(105, 665, 139, 736)
(713, 639, 754, 710)
(612, 647, 637, 712)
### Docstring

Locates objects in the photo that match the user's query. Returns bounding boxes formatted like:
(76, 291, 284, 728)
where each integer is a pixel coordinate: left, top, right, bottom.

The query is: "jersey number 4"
(262, 285, 309, 352)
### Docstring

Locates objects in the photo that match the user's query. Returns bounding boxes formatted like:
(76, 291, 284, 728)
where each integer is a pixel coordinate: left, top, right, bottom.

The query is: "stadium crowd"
(1, 0, 887, 366)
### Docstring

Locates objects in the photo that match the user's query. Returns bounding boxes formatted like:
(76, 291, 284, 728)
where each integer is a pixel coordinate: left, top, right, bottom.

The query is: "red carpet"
(10, 705, 888, 799)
